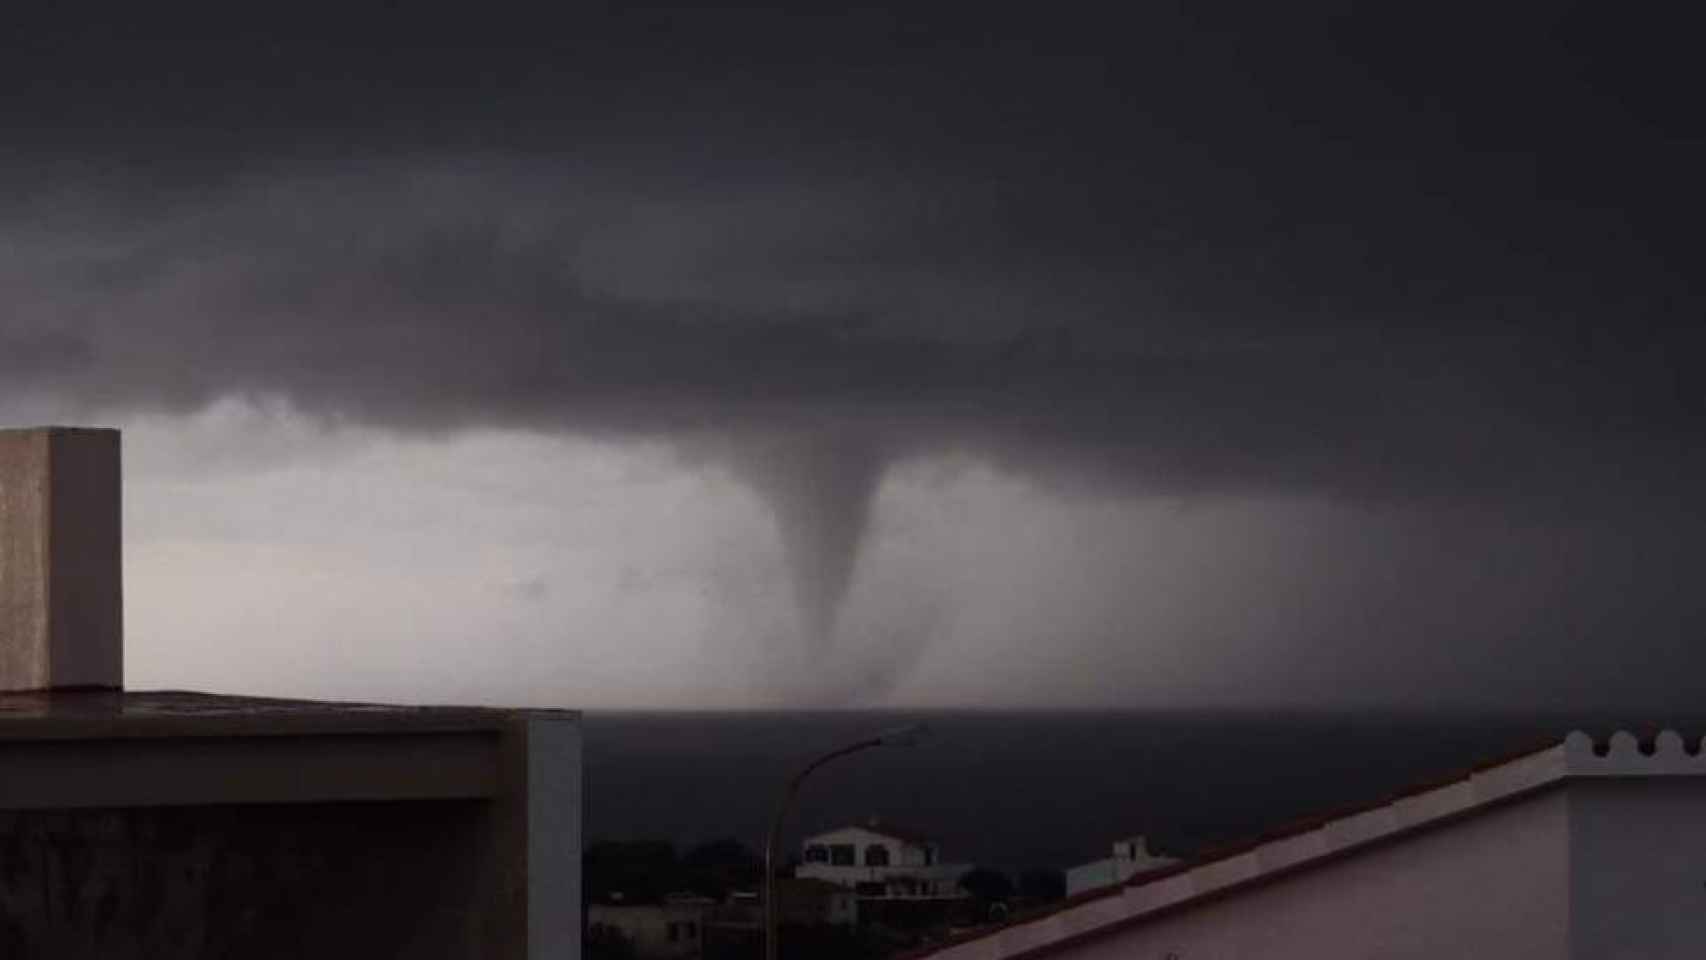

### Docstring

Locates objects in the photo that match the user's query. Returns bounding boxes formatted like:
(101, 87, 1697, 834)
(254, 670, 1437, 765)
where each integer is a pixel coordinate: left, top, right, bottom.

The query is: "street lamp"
(763, 723, 928, 960)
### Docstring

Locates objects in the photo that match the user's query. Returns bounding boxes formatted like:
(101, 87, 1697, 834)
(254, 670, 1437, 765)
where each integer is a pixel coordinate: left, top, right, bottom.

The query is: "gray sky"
(3, 2, 1703, 709)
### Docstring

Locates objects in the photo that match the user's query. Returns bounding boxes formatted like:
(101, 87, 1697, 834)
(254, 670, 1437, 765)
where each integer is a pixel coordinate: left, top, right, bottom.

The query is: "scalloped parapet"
(1562, 728, 1706, 775)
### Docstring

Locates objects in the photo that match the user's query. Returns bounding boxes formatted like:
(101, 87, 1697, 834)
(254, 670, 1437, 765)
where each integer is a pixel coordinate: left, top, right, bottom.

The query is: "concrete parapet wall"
(0, 801, 488, 957)
(0, 696, 581, 959)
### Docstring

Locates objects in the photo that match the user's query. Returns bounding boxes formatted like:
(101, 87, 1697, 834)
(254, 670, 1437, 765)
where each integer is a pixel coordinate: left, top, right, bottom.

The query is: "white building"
(1064, 836, 1177, 897)
(588, 895, 715, 959)
(916, 730, 1706, 959)
(797, 819, 972, 899)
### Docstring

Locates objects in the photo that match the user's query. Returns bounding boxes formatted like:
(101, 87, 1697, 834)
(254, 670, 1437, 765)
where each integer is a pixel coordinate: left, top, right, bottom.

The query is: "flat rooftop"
(0, 689, 576, 810)
(0, 688, 559, 740)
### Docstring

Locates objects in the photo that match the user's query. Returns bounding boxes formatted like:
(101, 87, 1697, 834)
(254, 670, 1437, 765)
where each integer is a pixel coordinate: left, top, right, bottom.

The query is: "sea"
(580, 709, 1690, 871)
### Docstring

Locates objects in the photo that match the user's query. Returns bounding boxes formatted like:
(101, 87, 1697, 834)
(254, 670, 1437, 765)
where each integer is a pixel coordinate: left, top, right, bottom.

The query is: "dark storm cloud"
(0, 330, 93, 380)
(4, 2, 1704, 684)
(11, 157, 1695, 501)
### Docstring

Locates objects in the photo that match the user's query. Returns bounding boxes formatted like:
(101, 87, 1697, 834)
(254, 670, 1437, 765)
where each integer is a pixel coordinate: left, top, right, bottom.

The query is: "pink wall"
(1031, 790, 1570, 960)
(1570, 779, 1706, 958)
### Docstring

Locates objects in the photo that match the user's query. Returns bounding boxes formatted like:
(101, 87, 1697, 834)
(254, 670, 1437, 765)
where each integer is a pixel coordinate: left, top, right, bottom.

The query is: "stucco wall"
(0, 800, 489, 958)
(1569, 778, 1706, 959)
(1040, 789, 1571, 960)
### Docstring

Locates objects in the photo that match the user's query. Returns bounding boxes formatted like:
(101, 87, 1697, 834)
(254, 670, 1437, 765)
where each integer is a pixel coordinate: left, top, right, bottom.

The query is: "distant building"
(1064, 835, 1176, 896)
(912, 730, 1706, 959)
(705, 878, 857, 928)
(797, 818, 972, 900)
(588, 893, 715, 959)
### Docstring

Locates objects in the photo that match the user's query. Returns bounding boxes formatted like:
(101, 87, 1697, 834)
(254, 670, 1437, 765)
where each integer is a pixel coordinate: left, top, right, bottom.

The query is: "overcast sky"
(3, 2, 1702, 709)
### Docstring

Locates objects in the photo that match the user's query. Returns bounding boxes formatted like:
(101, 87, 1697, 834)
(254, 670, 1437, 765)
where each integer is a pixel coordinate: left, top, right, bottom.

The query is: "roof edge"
(915, 727, 1706, 960)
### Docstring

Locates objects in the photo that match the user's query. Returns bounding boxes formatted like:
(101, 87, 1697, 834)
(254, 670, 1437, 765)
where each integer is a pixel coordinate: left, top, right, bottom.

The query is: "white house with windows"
(797, 819, 972, 900)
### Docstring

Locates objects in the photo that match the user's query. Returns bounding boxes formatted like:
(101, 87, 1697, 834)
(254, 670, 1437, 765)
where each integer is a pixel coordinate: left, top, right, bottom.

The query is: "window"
(830, 844, 856, 866)
(855, 881, 886, 897)
(864, 844, 891, 866)
(667, 923, 679, 942)
(805, 844, 829, 863)
(685, 922, 698, 939)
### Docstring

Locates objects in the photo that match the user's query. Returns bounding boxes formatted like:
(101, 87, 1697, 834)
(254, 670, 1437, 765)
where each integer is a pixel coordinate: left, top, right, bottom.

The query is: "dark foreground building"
(0, 427, 579, 958)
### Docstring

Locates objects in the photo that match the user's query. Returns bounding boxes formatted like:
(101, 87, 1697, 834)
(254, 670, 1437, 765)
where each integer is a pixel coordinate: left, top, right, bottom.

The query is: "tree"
(681, 837, 763, 898)
(682, 837, 761, 870)
(956, 867, 1014, 902)
(1017, 867, 1066, 902)
(584, 840, 678, 902)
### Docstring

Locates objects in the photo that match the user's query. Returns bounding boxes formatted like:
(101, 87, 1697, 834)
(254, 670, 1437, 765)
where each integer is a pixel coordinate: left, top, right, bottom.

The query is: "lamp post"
(763, 723, 927, 960)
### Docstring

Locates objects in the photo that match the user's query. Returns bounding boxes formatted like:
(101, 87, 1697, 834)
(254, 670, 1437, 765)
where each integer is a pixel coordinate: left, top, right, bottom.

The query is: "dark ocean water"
(581, 709, 1687, 871)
